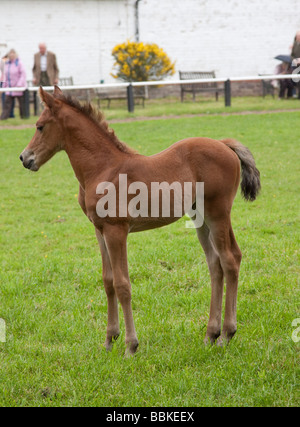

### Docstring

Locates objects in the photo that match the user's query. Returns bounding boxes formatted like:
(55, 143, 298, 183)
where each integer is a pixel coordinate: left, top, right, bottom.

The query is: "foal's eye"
(37, 126, 44, 132)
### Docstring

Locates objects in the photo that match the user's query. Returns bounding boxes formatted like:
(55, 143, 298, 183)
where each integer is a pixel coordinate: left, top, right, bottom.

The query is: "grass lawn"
(0, 95, 300, 126)
(103, 95, 300, 121)
(0, 110, 299, 407)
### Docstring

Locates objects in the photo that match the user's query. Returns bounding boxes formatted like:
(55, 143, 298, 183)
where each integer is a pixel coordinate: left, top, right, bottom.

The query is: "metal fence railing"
(1, 73, 299, 116)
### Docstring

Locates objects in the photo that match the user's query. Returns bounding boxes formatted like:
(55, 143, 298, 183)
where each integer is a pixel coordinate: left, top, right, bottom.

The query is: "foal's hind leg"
(196, 223, 224, 344)
(209, 217, 242, 345)
(95, 228, 120, 351)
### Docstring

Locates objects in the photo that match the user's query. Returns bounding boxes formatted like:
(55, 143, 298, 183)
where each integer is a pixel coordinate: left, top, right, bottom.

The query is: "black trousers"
(279, 78, 294, 98)
(40, 71, 50, 87)
(0, 95, 25, 120)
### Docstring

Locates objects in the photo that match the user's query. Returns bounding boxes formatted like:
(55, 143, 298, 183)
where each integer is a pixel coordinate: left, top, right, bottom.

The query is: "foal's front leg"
(102, 223, 139, 355)
(95, 228, 120, 351)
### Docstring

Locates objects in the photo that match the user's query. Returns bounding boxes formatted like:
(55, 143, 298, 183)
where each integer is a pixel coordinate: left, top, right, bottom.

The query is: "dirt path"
(0, 123, 34, 130)
(0, 108, 299, 130)
(109, 108, 300, 124)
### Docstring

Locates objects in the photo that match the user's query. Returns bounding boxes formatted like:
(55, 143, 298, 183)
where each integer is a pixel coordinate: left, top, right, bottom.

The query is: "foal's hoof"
(204, 336, 215, 346)
(218, 326, 237, 346)
(204, 331, 221, 346)
(216, 336, 226, 347)
(125, 340, 139, 357)
(104, 334, 120, 352)
(104, 341, 113, 352)
(216, 332, 235, 347)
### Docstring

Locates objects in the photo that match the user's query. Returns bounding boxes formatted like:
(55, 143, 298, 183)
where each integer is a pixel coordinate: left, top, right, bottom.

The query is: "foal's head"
(20, 86, 65, 171)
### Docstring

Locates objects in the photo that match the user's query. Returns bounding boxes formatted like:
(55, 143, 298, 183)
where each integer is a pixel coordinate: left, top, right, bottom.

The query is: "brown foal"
(20, 87, 261, 355)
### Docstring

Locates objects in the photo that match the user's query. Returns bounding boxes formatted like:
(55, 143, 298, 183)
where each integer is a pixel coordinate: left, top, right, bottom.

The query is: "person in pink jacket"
(0, 49, 27, 120)
(0, 57, 5, 87)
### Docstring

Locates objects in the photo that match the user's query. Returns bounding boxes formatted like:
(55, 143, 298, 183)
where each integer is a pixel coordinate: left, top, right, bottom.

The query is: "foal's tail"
(221, 139, 261, 201)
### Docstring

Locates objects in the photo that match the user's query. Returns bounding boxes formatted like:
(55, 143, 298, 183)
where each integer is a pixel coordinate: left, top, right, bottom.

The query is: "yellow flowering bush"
(111, 41, 175, 82)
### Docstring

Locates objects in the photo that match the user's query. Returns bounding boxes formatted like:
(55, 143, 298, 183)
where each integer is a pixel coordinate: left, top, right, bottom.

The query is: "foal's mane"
(55, 92, 134, 154)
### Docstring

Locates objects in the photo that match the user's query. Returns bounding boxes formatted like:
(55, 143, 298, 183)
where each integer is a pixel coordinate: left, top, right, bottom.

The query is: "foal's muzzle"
(19, 150, 39, 171)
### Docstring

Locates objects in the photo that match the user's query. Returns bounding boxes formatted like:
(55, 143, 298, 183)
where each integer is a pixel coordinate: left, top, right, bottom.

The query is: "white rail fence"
(1, 74, 299, 116)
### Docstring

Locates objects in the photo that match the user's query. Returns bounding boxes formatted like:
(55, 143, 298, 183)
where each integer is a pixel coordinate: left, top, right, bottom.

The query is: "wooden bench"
(179, 71, 221, 102)
(59, 76, 74, 87)
(95, 85, 147, 108)
(27, 76, 74, 90)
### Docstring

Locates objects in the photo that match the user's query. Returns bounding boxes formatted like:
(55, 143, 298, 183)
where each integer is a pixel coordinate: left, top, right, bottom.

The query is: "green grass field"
(0, 95, 300, 126)
(0, 110, 299, 406)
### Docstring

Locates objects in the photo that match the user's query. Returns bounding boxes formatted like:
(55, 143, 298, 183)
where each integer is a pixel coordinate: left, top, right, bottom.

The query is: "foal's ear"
(53, 85, 63, 98)
(39, 86, 61, 112)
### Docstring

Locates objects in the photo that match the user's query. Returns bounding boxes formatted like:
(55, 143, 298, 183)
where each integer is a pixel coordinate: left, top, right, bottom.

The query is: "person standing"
(32, 43, 59, 86)
(0, 56, 5, 87)
(291, 31, 300, 61)
(291, 31, 300, 98)
(277, 61, 294, 99)
(0, 55, 6, 114)
(0, 49, 27, 120)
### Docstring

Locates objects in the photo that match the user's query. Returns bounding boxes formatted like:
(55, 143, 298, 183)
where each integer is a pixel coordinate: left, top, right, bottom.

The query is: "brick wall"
(146, 80, 264, 100)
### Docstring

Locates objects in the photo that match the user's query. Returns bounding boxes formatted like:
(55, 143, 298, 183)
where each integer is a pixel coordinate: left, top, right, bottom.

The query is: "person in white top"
(32, 43, 59, 86)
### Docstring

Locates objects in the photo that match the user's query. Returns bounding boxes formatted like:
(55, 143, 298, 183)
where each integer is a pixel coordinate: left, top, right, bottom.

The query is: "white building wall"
(0, 0, 300, 85)
(139, 0, 300, 78)
(0, 0, 135, 84)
